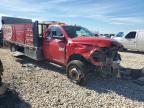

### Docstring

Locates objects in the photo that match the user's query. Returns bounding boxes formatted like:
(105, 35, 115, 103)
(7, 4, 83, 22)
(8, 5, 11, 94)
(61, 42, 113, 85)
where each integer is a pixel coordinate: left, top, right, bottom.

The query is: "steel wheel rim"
(69, 66, 82, 82)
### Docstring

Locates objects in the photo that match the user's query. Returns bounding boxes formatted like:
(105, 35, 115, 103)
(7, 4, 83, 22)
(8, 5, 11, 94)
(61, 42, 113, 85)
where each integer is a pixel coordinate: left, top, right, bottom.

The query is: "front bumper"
(90, 48, 121, 66)
(89, 47, 122, 77)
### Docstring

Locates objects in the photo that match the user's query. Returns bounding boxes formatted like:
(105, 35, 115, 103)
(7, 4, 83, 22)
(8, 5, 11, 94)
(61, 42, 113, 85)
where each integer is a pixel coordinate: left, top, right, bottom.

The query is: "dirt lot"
(0, 48, 144, 108)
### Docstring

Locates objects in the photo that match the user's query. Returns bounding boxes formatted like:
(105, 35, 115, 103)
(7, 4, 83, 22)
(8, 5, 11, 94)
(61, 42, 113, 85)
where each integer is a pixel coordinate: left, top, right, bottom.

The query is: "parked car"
(113, 30, 144, 52)
(104, 34, 111, 38)
(97, 34, 115, 38)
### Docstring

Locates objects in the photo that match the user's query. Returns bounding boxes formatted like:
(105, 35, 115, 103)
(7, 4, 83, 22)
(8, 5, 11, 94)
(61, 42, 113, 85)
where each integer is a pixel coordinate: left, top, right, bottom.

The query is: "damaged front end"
(91, 41, 122, 78)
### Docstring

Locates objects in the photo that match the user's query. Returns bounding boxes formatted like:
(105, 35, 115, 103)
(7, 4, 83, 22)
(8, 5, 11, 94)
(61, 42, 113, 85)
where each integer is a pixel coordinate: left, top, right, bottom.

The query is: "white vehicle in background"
(113, 30, 144, 52)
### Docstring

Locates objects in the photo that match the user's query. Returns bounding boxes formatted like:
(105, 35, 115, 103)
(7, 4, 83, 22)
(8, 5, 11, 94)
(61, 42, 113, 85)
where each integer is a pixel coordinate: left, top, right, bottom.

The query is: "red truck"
(2, 16, 122, 84)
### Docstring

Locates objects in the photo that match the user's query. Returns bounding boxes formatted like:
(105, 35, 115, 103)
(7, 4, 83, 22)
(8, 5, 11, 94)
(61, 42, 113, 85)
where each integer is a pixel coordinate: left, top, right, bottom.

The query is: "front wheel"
(66, 60, 87, 85)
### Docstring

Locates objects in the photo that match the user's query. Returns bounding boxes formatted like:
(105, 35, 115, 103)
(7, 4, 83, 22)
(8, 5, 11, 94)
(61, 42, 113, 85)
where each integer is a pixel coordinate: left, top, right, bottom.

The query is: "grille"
(92, 47, 118, 62)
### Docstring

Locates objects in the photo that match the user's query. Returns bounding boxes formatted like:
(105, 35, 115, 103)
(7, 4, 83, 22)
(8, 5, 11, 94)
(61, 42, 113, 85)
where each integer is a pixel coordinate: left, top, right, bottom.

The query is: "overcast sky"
(0, 0, 144, 33)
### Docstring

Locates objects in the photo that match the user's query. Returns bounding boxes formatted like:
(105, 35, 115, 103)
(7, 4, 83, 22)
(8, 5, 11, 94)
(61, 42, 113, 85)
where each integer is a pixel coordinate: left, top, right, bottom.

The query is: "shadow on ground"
(86, 77, 144, 101)
(16, 56, 66, 74)
(0, 89, 31, 108)
(16, 56, 144, 102)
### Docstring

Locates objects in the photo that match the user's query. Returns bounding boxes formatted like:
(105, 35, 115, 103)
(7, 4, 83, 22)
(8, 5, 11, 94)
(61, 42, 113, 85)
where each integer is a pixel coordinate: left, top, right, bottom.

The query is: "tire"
(66, 60, 87, 85)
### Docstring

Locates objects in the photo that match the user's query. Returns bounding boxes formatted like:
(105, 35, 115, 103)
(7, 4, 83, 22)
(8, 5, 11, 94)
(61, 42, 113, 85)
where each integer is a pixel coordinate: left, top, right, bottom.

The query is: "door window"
(125, 32, 136, 39)
(50, 26, 63, 37)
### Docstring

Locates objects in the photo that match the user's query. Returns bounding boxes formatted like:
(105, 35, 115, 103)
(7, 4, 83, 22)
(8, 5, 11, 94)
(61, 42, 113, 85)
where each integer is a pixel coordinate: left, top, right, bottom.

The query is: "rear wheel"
(67, 60, 87, 85)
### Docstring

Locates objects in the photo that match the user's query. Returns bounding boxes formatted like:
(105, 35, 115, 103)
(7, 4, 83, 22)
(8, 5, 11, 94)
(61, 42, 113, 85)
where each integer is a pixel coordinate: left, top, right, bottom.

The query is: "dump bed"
(1, 16, 45, 60)
(2, 16, 37, 47)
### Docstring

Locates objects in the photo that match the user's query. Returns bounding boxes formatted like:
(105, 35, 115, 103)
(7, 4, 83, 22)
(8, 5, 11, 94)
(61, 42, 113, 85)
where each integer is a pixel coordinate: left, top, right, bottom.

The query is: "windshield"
(116, 32, 124, 37)
(63, 26, 94, 38)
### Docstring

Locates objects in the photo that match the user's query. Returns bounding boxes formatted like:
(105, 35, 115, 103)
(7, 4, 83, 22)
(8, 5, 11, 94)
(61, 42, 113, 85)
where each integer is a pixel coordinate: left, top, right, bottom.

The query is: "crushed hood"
(71, 36, 119, 47)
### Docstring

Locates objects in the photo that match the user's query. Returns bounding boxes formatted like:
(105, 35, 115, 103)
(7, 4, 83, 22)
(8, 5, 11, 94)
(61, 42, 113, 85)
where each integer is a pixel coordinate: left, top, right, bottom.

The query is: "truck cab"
(43, 24, 122, 84)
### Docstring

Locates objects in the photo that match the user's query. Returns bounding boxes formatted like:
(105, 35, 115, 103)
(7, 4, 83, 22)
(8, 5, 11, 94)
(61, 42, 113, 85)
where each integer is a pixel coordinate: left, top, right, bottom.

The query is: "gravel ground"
(0, 48, 144, 108)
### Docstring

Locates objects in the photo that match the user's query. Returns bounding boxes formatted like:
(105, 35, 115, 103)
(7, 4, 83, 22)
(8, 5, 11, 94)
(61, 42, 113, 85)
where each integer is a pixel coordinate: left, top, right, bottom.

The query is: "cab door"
(123, 31, 137, 50)
(44, 26, 66, 64)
